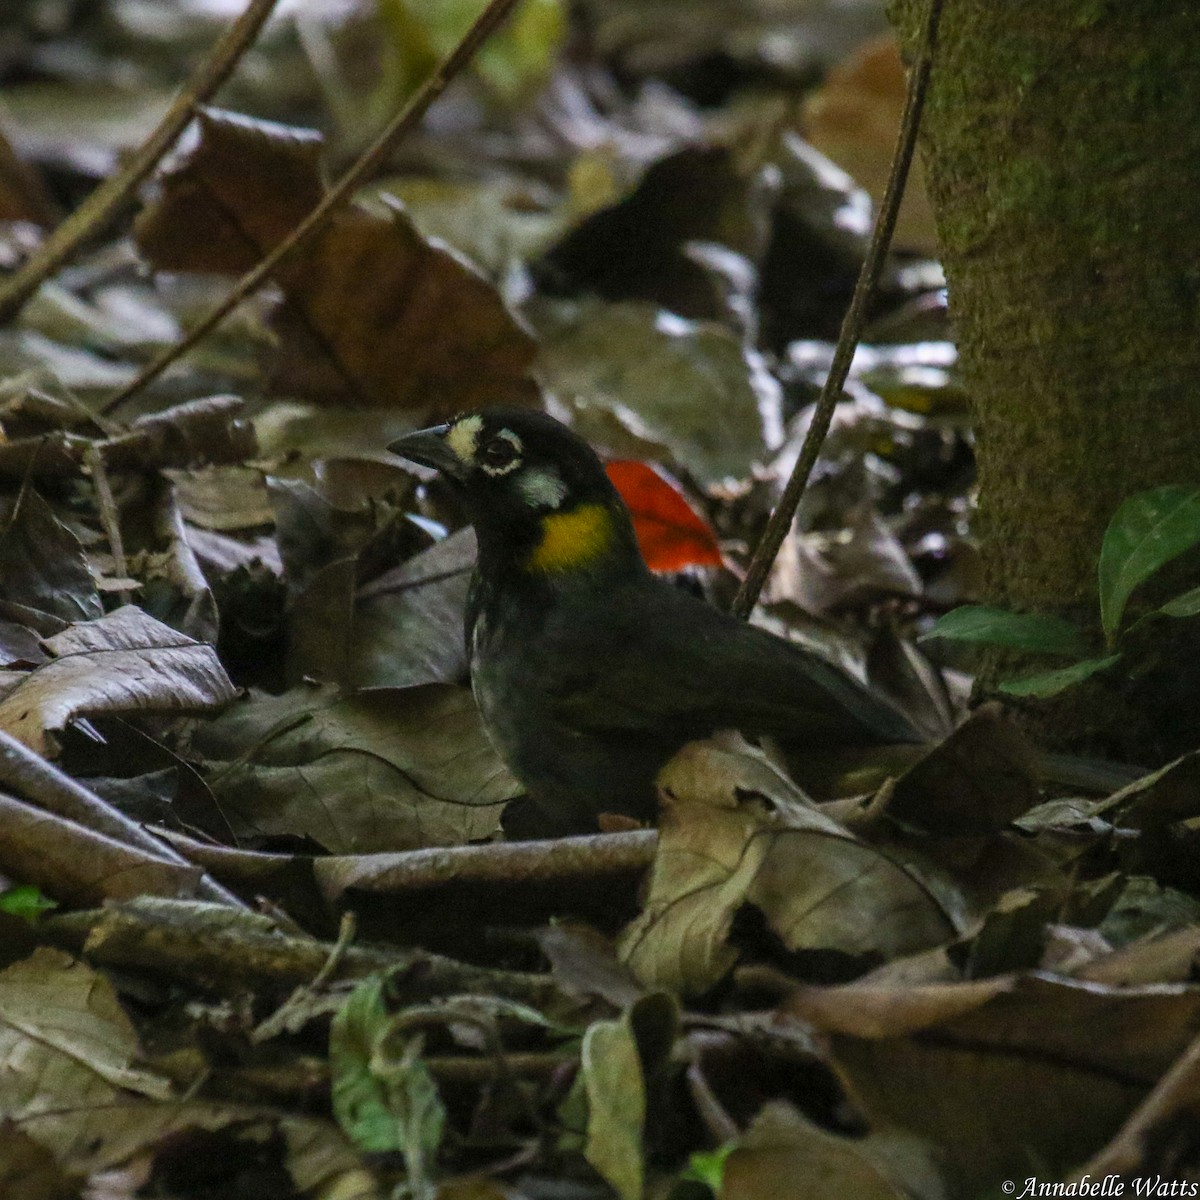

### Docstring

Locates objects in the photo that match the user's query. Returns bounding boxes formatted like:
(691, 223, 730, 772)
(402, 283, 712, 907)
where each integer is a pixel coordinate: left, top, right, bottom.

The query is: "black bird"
(390, 409, 921, 830)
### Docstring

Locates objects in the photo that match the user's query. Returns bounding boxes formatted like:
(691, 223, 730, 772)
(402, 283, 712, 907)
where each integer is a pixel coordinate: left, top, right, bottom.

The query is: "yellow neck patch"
(526, 503, 613, 573)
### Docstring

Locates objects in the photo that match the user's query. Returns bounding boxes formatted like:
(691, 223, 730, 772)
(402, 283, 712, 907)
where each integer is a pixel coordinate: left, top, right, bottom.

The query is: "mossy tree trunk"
(887, 0, 1200, 761)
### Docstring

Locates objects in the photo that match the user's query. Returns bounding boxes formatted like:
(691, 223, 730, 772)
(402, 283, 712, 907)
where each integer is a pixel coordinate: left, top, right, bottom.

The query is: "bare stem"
(731, 0, 946, 619)
(98, 0, 525, 416)
(0, 0, 281, 325)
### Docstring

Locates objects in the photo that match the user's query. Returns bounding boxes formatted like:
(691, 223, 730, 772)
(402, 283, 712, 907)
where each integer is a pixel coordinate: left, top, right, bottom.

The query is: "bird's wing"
(537, 585, 920, 746)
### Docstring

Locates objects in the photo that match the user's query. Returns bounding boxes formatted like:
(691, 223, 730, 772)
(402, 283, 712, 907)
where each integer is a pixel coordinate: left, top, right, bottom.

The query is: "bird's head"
(389, 409, 645, 579)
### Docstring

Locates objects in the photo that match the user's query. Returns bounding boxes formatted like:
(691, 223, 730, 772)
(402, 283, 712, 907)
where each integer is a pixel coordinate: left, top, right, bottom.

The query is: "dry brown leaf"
(618, 735, 958, 994)
(722, 1101, 946, 1200)
(2, 976, 374, 1190)
(135, 108, 539, 417)
(0, 791, 204, 907)
(786, 972, 1200, 1191)
(0, 947, 170, 1166)
(0, 605, 237, 755)
(193, 684, 518, 853)
(885, 704, 1041, 835)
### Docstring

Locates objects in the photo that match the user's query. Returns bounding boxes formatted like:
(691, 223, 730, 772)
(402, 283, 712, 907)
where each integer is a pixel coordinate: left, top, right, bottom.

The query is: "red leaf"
(605, 460, 724, 572)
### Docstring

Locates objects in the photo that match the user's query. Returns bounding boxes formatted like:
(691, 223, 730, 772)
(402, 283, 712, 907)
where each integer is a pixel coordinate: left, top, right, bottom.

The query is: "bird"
(389, 409, 922, 832)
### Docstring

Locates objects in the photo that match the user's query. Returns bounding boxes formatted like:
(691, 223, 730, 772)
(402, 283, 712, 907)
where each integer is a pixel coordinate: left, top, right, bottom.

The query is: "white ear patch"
(517, 466, 568, 508)
(446, 415, 483, 463)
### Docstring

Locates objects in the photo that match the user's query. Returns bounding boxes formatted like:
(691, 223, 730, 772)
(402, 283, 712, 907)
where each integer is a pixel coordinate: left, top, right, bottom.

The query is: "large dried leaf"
(351, 528, 475, 688)
(536, 299, 782, 486)
(787, 972, 1200, 1191)
(884, 705, 1040, 835)
(0, 790, 204, 907)
(135, 108, 538, 416)
(0, 947, 169, 1163)
(618, 736, 957, 994)
(723, 1101, 946, 1200)
(193, 683, 517, 852)
(0, 949, 370, 1183)
(267, 474, 453, 687)
(0, 606, 237, 755)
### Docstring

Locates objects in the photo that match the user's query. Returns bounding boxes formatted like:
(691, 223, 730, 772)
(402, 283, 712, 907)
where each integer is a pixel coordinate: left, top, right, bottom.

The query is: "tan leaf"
(0, 947, 169, 1164)
(618, 735, 958, 994)
(722, 1101, 946, 1200)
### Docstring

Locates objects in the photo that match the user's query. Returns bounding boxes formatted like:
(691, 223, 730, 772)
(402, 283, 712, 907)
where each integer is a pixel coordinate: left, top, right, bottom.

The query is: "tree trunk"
(886, 0, 1200, 760)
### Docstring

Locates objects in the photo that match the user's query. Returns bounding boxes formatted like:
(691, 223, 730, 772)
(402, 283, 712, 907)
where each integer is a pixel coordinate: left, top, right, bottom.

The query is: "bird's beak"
(387, 424, 464, 479)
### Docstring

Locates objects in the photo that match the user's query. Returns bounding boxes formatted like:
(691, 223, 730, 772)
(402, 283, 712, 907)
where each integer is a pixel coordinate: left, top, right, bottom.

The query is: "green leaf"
(330, 976, 445, 1199)
(0, 885, 57, 921)
(331, 977, 400, 1152)
(998, 655, 1121, 698)
(1155, 584, 1200, 619)
(1098, 486, 1200, 641)
(379, 0, 565, 104)
(682, 1144, 733, 1189)
(921, 606, 1090, 657)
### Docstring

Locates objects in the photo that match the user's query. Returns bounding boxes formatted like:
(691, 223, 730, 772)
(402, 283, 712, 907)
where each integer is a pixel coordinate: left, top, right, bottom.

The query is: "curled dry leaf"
(0, 605, 237, 756)
(134, 107, 539, 417)
(618, 734, 958, 994)
(0, 790, 204, 907)
(0, 393, 257, 482)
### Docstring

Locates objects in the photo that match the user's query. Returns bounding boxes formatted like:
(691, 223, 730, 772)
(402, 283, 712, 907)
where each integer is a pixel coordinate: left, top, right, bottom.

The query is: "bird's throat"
(525, 503, 614, 574)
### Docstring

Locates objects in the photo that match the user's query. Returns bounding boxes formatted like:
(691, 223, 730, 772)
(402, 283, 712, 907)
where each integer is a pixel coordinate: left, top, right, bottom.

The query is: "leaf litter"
(0, 3, 1194, 1198)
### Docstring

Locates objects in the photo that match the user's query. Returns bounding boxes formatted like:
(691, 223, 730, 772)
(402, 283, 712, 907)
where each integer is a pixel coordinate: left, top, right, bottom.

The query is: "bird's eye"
(480, 436, 519, 469)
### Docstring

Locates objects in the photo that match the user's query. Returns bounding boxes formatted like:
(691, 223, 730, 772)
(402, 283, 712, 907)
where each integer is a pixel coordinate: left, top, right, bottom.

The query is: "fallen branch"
(44, 897, 571, 1009)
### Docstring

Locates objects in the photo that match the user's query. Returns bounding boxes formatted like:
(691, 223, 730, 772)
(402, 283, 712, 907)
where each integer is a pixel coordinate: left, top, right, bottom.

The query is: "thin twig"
(0, 0, 281, 325)
(732, 0, 946, 619)
(98, 0, 525, 416)
(251, 911, 358, 1042)
(83, 443, 132, 605)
